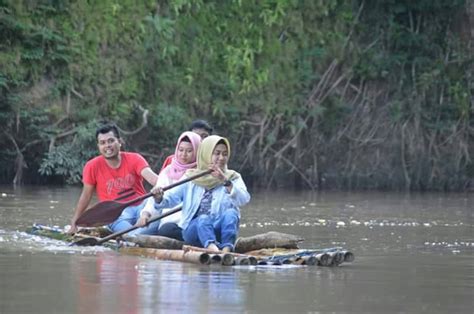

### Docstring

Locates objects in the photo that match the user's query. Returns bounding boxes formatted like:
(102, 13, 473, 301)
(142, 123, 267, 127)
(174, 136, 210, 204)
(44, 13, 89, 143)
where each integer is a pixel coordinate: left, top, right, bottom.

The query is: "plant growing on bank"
(0, 0, 471, 190)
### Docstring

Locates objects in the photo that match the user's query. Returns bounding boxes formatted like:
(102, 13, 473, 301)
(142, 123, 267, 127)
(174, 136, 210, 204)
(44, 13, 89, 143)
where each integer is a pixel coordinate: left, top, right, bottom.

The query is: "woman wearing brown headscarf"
(147, 135, 250, 252)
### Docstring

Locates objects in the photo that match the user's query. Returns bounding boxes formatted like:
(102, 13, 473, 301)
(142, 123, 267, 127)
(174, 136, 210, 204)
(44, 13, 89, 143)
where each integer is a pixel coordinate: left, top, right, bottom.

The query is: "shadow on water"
(0, 185, 473, 312)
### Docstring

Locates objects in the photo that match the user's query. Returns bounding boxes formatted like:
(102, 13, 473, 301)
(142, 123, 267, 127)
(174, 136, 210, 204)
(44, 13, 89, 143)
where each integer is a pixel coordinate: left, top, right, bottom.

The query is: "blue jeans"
(157, 222, 183, 241)
(183, 209, 239, 250)
(108, 201, 161, 236)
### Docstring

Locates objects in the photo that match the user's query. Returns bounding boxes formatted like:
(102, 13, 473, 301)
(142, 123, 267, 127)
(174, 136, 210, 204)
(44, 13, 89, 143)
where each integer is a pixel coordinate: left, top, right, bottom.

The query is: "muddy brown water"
(0, 185, 472, 313)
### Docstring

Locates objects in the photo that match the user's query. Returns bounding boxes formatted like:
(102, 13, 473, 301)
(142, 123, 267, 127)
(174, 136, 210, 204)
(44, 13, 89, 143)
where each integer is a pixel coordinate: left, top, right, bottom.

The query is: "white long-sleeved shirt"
(142, 166, 182, 226)
(143, 176, 250, 230)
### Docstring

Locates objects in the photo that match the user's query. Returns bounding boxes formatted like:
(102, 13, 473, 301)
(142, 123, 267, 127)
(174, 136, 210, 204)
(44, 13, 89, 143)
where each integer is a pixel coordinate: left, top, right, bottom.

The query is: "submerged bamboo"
(315, 253, 330, 266)
(247, 256, 258, 265)
(234, 256, 250, 265)
(301, 255, 317, 266)
(342, 250, 355, 262)
(210, 254, 222, 264)
(327, 251, 344, 266)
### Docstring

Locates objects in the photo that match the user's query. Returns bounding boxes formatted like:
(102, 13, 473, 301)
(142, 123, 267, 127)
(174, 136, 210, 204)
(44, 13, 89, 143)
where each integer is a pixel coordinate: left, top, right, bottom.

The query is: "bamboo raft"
(27, 224, 355, 267)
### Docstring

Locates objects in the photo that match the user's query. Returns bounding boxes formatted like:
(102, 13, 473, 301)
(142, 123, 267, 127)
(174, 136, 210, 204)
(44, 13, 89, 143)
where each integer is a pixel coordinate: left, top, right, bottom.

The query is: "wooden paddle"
(72, 207, 182, 246)
(75, 169, 212, 227)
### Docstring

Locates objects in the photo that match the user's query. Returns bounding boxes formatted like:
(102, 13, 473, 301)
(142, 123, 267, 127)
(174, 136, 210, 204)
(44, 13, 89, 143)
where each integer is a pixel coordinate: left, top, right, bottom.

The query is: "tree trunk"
(122, 234, 183, 250)
(234, 231, 304, 253)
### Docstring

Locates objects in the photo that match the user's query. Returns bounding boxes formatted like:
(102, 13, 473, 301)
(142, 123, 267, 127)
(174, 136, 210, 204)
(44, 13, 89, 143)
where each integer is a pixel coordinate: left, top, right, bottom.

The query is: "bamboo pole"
(209, 254, 222, 264)
(342, 250, 355, 262)
(181, 245, 238, 266)
(327, 251, 344, 266)
(301, 255, 317, 266)
(120, 247, 210, 265)
(234, 256, 250, 265)
(221, 254, 235, 266)
(315, 253, 330, 266)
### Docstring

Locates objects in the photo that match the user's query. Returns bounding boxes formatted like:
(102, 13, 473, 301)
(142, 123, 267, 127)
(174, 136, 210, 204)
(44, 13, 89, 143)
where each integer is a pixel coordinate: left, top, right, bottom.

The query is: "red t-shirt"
(83, 152, 149, 202)
(159, 154, 173, 173)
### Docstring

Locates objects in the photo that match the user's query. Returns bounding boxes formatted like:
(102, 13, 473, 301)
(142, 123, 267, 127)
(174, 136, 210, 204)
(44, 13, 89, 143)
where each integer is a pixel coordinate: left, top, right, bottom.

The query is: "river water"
(0, 185, 472, 313)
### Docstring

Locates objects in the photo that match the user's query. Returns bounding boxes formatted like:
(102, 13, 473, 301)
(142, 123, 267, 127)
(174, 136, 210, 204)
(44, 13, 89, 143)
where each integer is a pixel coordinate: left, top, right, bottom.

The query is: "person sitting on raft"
(138, 131, 202, 241)
(159, 119, 213, 172)
(141, 135, 250, 252)
(68, 123, 159, 235)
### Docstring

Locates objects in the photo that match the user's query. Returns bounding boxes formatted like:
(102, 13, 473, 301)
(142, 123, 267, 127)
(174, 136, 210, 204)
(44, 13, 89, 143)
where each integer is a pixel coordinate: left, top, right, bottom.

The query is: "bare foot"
(206, 243, 220, 252)
(222, 246, 231, 253)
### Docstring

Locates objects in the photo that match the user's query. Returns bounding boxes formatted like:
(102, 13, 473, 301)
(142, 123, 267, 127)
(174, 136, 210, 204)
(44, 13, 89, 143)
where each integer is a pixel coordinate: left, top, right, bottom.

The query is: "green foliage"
(39, 145, 83, 184)
(0, 0, 471, 190)
(38, 123, 98, 184)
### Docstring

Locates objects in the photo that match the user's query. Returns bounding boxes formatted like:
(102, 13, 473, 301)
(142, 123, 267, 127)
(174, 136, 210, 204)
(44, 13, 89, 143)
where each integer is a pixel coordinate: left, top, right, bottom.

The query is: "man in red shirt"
(159, 119, 213, 172)
(68, 123, 159, 234)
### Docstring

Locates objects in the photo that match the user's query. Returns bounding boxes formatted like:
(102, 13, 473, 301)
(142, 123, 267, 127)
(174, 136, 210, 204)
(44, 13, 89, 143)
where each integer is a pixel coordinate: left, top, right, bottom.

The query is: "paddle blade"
(75, 201, 127, 227)
(70, 237, 99, 246)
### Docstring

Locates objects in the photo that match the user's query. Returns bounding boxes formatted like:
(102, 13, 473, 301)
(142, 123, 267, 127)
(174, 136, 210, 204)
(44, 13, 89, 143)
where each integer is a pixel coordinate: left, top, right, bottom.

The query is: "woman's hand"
(135, 212, 151, 227)
(209, 164, 232, 190)
(151, 186, 164, 203)
(209, 164, 226, 181)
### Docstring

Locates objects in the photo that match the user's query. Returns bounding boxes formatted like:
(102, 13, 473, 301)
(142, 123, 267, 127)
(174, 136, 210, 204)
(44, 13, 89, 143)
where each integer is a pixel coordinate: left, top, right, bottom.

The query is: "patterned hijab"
(168, 131, 202, 180)
(186, 135, 239, 189)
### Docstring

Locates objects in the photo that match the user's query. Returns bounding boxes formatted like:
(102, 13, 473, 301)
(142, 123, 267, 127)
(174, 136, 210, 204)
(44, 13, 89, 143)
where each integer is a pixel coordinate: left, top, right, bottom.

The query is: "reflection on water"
(70, 253, 245, 313)
(0, 185, 472, 313)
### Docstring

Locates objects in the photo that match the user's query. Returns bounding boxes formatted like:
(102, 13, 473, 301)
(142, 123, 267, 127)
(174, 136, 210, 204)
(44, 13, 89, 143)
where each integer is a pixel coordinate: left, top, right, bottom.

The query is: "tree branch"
(116, 104, 149, 136)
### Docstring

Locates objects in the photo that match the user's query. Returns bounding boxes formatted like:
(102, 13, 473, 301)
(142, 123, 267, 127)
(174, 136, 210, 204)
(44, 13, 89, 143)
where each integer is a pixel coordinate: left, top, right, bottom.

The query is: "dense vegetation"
(0, 0, 472, 190)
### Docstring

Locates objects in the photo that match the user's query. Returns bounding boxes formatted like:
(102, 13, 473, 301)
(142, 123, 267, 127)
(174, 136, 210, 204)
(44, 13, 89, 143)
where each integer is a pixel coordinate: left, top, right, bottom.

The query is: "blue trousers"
(183, 209, 240, 250)
(108, 201, 161, 236)
(157, 222, 184, 241)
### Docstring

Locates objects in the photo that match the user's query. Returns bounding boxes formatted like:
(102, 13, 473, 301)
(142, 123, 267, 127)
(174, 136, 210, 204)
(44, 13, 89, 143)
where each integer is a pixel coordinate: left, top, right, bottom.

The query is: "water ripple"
(240, 218, 469, 228)
(0, 229, 110, 255)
